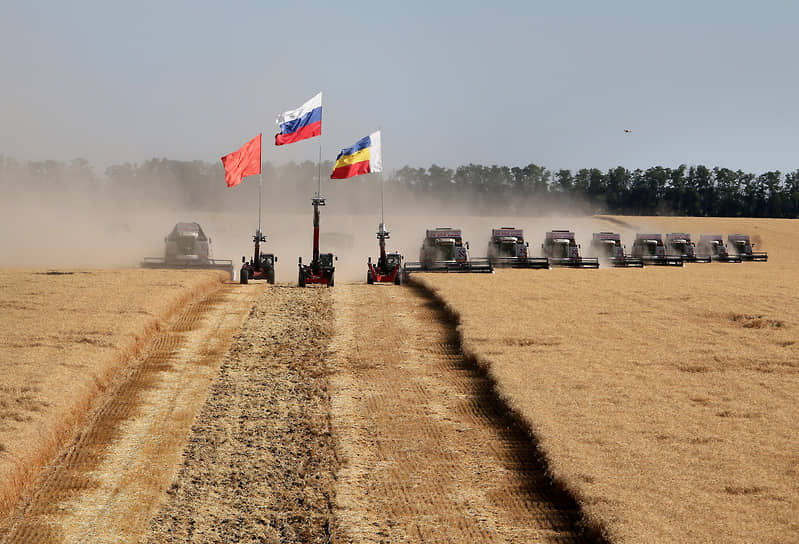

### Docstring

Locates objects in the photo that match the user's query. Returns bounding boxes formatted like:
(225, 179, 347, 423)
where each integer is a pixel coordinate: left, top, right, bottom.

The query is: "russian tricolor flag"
(275, 92, 322, 146)
(330, 131, 382, 179)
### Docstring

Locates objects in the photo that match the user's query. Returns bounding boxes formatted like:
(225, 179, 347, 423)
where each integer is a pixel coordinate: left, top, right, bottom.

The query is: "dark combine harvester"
(591, 232, 643, 267)
(141, 222, 234, 279)
(727, 234, 767, 261)
(631, 233, 684, 266)
(487, 228, 549, 269)
(665, 232, 711, 263)
(403, 228, 493, 277)
(697, 234, 742, 263)
(541, 230, 600, 268)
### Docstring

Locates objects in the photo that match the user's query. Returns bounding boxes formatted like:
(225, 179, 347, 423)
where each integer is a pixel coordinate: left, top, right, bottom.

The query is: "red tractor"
(367, 222, 403, 285)
(298, 194, 336, 287)
(239, 229, 277, 284)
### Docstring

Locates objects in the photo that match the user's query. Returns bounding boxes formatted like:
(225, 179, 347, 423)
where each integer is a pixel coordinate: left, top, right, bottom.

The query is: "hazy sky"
(2, 0, 797, 175)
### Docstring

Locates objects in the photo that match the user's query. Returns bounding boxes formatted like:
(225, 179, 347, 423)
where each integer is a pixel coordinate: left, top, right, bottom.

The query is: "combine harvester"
(727, 234, 768, 261)
(141, 222, 234, 279)
(403, 228, 493, 277)
(697, 234, 742, 263)
(665, 232, 711, 263)
(590, 232, 643, 267)
(541, 230, 599, 268)
(631, 233, 684, 266)
(298, 194, 337, 287)
(487, 228, 549, 269)
(366, 222, 403, 285)
(239, 229, 277, 284)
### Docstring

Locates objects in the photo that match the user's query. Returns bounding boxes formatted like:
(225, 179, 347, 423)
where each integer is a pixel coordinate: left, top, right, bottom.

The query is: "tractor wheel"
(298, 269, 305, 288)
(394, 273, 401, 285)
(240, 268, 248, 284)
(328, 272, 334, 287)
(367, 272, 373, 284)
(267, 270, 275, 284)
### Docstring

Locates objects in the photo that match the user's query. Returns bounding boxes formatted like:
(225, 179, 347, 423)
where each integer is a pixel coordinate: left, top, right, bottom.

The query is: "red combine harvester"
(239, 229, 277, 284)
(727, 234, 767, 262)
(590, 232, 643, 267)
(541, 230, 599, 268)
(487, 228, 549, 269)
(665, 232, 711, 263)
(403, 228, 493, 277)
(697, 234, 742, 263)
(367, 222, 403, 285)
(298, 194, 336, 287)
(631, 233, 684, 266)
(141, 222, 234, 279)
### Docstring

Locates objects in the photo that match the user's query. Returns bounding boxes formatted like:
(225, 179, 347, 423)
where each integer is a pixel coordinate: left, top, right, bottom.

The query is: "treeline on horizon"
(2, 155, 798, 218)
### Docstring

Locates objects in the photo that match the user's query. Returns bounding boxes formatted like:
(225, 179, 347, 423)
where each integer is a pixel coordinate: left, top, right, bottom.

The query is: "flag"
(221, 134, 261, 187)
(275, 92, 322, 145)
(330, 131, 382, 179)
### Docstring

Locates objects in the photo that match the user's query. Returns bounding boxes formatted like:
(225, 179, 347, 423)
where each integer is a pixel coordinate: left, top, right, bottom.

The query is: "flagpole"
(258, 133, 263, 234)
(317, 144, 322, 197)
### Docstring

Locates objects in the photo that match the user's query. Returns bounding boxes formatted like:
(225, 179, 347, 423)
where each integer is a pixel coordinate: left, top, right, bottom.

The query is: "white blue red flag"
(275, 92, 322, 146)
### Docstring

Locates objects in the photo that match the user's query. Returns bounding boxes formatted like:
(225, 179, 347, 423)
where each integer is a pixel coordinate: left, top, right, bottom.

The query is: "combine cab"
(403, 228, 493, 276)
(298, 195, 336, 287)
(697, 234, 742, 263)
(590, 232, 643, 267)
(665, 232, 711, 263)
(239, 229, 277, 284)
(727, 234, 767, 262)
(367, 223, 403, 285)
(541, 230, 599, 268)
(487, 228, 549, 269)
(141, 222, 234, 279)
(631, 233, 684, 266)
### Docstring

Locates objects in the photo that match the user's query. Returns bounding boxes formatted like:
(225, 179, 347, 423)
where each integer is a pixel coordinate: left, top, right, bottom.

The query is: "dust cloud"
(0, 163, 747, 282)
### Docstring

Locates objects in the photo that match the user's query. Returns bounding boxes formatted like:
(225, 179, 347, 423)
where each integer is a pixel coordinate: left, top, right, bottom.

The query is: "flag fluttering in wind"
(221, 134, 262, 187)
(275, 92, 322, 146)
(330, 131, 382, 179)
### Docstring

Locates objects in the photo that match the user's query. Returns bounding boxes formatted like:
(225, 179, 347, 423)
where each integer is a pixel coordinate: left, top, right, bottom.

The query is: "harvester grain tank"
(590, 232, 643, 267)
(367, 222, 403, 284)
(541, 230, 599, 268)
(727, 234, 767, 262)
(665, 232, 711, 263)
(141, 222, 234, 279)
(631, 233, 684, 266)
(697, 234, 742, 263)
(403, 228, 493, 276)
(298, 194, 337, 287)
(239, 229, 277, 284)
(487, 228, 549, 269)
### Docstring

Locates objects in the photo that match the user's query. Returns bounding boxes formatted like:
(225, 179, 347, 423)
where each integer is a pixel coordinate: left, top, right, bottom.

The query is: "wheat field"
(413, 216, 799, 543)
(0, 268, 228, 520)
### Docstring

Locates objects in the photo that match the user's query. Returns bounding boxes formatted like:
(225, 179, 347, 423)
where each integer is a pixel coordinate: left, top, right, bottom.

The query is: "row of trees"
(2, 155, 798, 218)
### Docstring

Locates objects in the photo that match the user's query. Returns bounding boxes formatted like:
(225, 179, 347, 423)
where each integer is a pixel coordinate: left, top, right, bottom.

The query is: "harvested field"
(0, 269, 230, 524)
(412, 216, 799, 543)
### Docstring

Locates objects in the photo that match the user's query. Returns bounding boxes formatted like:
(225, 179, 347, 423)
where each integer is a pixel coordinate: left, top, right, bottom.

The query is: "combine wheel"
(240, 268, 248, 285)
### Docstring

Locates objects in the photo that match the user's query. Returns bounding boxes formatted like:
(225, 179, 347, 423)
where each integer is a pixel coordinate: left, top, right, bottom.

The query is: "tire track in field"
(330, 283, 594, 543)
(0, 284, 260, 544)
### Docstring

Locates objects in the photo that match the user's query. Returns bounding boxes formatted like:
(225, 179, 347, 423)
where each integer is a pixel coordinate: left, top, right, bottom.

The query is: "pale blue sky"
(2, 0, 797, 174)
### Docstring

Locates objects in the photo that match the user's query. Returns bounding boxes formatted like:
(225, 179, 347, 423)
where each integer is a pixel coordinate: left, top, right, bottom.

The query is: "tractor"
(239, 229, 277, 284)
(590, 232, 643, 267)
(631, 233, 684, 266)
(141, 222, 234, 279)
(727, 234, 768, 261)
(487, 228, 549, 269)
(367, 222, 403, 285)
(541, 230, 599, 268)
(298, 194, 337, 287)
(665, 233, 711, 263)
(697, 234, 742, 263)
(403, 228, 493, 277)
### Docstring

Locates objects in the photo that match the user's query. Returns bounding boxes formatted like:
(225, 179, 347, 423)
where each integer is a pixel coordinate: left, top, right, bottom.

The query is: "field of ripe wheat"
(413, 216, 799, 543)
(0, 268, 228, 519)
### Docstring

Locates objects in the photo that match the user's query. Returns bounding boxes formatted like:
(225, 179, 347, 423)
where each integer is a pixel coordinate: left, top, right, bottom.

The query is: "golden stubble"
(414, 216, 799, 543)
(0, 268, 227, 522)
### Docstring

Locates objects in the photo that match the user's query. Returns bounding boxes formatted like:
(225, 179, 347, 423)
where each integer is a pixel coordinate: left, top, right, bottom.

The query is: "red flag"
(221, 134, 261, 187)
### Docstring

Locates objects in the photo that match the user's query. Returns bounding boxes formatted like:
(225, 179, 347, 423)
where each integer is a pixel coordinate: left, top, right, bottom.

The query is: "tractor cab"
(319, 253, 335, 269)
(385, 253, 402, 269)
(260, 254, 276, 267)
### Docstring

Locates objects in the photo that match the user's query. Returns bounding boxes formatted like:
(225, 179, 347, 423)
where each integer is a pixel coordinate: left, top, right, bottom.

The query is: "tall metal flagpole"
(258, 133, 263, 234)
(317, 144, 322, 197)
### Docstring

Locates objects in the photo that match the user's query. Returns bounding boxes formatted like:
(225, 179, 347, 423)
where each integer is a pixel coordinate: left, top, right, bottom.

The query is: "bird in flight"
(624, 129, 632, 133)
